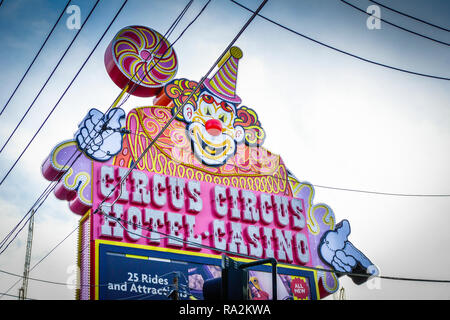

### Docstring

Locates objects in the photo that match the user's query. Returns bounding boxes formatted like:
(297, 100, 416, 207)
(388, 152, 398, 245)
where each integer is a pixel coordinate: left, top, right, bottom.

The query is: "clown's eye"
(203, 95, 214, 104)
(205, 108, 211, 116)
(218, 114, 225, 122)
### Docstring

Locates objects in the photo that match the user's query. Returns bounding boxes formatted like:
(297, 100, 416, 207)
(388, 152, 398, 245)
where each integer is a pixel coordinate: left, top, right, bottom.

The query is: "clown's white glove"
(75, 108, 126, 161)
(319, 220, 379, 284)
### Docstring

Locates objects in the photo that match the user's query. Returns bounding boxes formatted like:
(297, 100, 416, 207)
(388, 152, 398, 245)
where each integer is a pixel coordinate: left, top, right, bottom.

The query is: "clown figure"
(165, 46, 265, 167)
(182, 88, 246, 166)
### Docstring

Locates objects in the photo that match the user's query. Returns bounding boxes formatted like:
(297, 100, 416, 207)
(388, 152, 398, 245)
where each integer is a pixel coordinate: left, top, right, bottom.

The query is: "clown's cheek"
(234, 126, 245, 144)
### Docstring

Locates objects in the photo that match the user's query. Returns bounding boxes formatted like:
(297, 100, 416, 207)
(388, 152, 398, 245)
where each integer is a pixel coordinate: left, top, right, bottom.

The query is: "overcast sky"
(0, 0, 449, 300)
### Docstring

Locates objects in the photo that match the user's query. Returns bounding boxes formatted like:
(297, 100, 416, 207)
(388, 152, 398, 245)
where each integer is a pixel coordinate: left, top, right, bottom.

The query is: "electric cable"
(4, 0, 445, 262)
(0, 0, 127, 186)
(0, 260, 183, 289)
(1, 203, 449, 301)
(0, 144, 86, 250)
(95, 0, 269, 215)
(4, 0, 448, 298)
(0, 170, 71, 254)
(0, 2, 202, 293)
(0, 221, 165, 299)
(0, 129, 121, 254)
(340, 0, 449, 46)
(114, 0, 208, 109)
(0, 0, 196, 257)
(0, 225, 79, 299)
(0, 0, 100, 156)
(0, 151, 83, 251)
(368, 0, 450, 33)
(304, 183, 450, 197)
(0, 268, 87, 287)
(104, 0, 194, 112)
(0, 0, 131, 254)
(230, 0, 450, 81)
(0, 292, 36, 300)
(113, 132, 450, 197)
(0, 0, 248, 271)
(98, 210, 450, 284)
(0, 0, 72, 116)
(0, 0, 195, 299)
(0, 268, 109, 288)
(0, 0, 194, 186)
(0, 0, 195, 254)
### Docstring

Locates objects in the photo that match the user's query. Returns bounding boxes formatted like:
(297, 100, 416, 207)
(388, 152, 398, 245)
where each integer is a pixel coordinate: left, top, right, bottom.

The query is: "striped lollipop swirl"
(105, 25, 178, 97)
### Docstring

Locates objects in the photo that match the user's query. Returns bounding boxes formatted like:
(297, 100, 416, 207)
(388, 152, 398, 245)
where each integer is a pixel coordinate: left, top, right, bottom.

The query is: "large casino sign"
(42, 25, 377, 300)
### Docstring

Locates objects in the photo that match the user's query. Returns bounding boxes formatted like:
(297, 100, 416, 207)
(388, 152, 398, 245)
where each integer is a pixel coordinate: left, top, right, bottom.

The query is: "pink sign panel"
(92, 163, 311, 266)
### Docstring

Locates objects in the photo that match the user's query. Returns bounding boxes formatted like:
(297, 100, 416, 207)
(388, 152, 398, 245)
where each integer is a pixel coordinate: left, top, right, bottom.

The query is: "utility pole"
(18, 211, 35, 300)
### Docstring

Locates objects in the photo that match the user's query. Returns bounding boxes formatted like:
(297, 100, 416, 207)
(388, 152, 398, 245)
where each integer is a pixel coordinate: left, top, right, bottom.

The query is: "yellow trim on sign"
(125, 254, 148, 260)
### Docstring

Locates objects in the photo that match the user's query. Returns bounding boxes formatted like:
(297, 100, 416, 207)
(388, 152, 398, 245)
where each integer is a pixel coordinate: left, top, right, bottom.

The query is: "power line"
(230, 0, 450, 81)
(0, 123, 123, 254)
(0, 0, 202, 273)
(0, 0, 72, 116)
(0, 0, 127, 186)
(91, 0, 450, 285)
(0, 0, 130, 254)
(0, 0, 196, 258)
(103, 0, 194, 113)
(0, 264, 182, 289)
(0, 292, 36, 300)
(0, 161, 74, 251)
(98, 210, 450, 284)
(2, 207, 447, 298)
(0, 268, 82, 287)
(114, 0, 203, 108)
(0, 0, 198, 297)
(0, 225, 78, 299)
(2, 0, 448, 298)
(340, 0, 449, 46)
(3, 205, 447, 293)
(0, 177, 64, 255)
(368, 0, 450, 32)
(1, 132, 130, 254)
(308, 184, 450, 197)
(0, 148, 85, 254)
(2, 191, 448, 300)
(0, 0, 195, 254)
(114, 133, 450, 198)
(95, 0, 269, 215)
(0, 0, 196, 187)
(0, 0, 100, 156)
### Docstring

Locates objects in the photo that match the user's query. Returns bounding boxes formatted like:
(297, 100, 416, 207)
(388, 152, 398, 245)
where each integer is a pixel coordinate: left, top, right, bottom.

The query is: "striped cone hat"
(203, 46, 243, 105)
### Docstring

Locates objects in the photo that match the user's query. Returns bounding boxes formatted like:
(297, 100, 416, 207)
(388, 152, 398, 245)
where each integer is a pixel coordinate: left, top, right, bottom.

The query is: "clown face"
(183, 90, 245, 166)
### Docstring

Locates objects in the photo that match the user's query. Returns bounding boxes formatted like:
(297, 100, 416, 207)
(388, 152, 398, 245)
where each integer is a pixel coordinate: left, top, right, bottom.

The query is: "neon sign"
(41, 24, 378, 300)
(94, 163, 310, 266)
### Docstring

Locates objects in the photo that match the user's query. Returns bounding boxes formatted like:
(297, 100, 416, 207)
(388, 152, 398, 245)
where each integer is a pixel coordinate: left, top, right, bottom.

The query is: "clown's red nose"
(205, 119, 222, 136)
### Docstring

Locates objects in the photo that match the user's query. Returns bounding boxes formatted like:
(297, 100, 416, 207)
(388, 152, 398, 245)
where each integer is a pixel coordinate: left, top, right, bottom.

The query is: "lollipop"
(104, 25, 178, 97)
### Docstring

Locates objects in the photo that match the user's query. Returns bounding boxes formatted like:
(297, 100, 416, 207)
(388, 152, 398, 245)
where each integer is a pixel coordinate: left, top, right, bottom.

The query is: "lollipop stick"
(111, 84, 130, 109)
